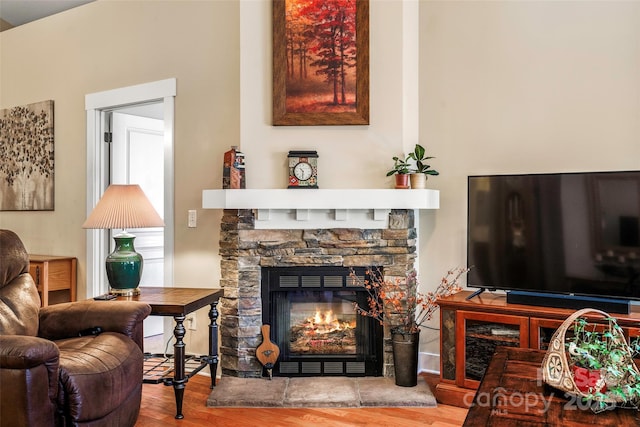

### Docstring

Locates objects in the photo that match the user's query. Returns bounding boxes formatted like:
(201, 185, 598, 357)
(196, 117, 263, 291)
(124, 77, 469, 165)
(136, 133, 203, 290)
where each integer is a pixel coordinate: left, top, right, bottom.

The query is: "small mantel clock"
(288, 150, 318, 188)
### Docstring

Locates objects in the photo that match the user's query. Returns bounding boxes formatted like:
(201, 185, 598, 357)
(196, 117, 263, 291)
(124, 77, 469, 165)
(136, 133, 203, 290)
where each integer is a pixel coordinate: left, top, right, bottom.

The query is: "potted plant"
(386, 155, 411, 189)
(350, 266, 469, 386)
(566, 316, 640, 410)
(407, 144, 439, 189)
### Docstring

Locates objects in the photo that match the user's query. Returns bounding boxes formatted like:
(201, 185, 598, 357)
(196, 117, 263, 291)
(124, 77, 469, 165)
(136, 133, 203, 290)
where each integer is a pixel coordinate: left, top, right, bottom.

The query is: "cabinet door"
(624, 326, 640, 340)
(533, 317, 640, 352)
(530, 317, 564, 350)
(456, 310, 529, 389)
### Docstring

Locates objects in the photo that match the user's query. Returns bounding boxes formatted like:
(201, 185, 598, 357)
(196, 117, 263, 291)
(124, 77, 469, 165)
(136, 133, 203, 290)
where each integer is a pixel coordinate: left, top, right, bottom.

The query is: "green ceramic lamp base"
(105, 233, 143, 296)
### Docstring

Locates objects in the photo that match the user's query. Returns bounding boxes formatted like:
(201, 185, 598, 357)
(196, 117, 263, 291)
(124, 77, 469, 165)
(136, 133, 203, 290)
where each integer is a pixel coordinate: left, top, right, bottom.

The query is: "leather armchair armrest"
(0, 335, 59, 370)
(38, 300, 151, 349)
(0, 335, 59, 403)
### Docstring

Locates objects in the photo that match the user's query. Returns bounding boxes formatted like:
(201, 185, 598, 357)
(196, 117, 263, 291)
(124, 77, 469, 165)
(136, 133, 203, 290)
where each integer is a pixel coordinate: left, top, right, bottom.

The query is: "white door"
(111, 110, 165, 336)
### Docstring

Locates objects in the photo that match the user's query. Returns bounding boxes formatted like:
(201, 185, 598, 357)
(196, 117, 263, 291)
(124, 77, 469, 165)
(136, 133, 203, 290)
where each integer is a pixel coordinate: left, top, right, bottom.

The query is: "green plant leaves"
(388, 144, 438, 176)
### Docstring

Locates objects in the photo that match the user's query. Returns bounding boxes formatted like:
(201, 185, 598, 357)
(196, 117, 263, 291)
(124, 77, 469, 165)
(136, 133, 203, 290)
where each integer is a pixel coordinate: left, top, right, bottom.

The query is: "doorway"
(85, 79, 176, 337)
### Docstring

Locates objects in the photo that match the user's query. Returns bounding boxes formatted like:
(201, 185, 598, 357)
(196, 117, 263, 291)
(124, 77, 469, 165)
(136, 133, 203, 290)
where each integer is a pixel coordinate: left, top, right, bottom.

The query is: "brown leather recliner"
(0, 230, 152, 427)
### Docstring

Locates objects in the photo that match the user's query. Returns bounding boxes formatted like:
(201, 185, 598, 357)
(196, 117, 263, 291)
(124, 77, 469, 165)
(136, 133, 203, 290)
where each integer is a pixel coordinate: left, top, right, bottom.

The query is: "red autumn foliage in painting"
(285, 0, 357, 113)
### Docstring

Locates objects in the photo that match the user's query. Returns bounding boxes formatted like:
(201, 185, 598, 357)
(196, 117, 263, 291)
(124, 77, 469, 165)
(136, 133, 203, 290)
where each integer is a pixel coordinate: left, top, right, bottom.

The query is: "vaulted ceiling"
(0, 0, 95, 32)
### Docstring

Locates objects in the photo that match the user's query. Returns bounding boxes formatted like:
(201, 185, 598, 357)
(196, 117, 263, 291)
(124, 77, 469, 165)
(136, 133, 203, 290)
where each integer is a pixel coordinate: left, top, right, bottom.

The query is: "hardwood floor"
(135, 374, 468, 427)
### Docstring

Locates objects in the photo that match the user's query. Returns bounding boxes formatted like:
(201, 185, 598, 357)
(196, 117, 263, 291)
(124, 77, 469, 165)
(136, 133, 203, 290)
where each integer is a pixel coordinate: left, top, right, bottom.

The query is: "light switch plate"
(188, 210, 197, 228)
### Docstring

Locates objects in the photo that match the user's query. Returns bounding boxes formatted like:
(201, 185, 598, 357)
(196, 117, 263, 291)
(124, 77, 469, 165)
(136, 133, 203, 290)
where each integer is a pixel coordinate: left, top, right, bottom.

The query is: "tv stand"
(435, 291, 640, 408)
(506, 291, 631, 314)
(465, 287, 495, 300)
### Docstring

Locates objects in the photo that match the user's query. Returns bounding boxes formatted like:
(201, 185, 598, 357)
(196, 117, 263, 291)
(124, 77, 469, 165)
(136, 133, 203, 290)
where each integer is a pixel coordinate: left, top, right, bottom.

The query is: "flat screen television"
(467, 171, 640, 313)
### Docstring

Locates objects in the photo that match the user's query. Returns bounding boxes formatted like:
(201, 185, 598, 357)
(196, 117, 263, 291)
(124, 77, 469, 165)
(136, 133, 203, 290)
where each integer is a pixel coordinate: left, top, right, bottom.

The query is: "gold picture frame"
(273, 0, 369, 126)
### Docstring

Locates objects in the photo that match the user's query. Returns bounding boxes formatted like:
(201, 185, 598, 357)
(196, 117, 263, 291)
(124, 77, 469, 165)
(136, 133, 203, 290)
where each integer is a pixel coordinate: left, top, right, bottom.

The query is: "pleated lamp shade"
(83, 184, 164, 230)
(82, 184, 164, 296)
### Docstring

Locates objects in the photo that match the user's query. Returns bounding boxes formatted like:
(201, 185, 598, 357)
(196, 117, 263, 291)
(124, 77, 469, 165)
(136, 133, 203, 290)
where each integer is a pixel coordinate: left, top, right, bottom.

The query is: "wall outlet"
(186, 314, 196, 330)
(188, 210, 197, 228)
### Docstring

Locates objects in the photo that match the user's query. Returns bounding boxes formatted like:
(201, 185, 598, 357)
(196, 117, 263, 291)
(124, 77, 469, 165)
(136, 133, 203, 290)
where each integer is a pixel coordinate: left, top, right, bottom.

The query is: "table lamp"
(83, 184, 164, 296)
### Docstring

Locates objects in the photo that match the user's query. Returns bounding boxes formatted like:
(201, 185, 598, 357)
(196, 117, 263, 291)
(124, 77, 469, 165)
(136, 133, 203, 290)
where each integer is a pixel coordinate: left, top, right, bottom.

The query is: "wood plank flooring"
(135, 374, 468, 427)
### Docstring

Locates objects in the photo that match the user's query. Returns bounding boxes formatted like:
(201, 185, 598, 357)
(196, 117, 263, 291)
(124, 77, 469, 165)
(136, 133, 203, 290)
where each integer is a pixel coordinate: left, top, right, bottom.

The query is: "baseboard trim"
(418, 351, 440, 374)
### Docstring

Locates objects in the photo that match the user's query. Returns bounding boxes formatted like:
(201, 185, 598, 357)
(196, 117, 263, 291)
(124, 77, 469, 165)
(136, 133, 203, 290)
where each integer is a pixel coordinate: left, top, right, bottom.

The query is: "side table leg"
(172, 315, 187, 419)
(208, 301, 219, 388)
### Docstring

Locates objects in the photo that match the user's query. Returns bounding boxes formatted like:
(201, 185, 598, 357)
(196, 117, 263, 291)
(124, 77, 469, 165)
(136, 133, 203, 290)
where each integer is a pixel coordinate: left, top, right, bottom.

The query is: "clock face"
(293, 162, 313, 181)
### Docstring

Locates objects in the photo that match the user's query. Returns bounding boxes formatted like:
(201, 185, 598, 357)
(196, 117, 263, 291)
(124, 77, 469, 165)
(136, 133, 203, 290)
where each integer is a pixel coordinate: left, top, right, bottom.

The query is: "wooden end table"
(116, 287, 223, 419)
(463, 347, 640, 426)
(28, 255, 77, 307)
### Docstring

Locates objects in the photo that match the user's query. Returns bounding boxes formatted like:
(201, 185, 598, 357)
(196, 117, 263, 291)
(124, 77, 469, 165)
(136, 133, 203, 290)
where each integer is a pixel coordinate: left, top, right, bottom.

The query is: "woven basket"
(541, 308, 640, 410)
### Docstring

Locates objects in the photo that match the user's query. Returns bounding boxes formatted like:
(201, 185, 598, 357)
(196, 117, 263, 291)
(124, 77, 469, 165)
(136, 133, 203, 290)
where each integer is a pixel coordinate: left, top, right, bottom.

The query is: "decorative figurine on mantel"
(223, 146, 245, 189)
(288, 150, 318, 188)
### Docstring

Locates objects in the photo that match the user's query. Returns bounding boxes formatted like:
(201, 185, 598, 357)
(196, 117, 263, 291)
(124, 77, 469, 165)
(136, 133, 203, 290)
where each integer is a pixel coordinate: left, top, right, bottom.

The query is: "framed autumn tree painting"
(273, 0, 369, 126)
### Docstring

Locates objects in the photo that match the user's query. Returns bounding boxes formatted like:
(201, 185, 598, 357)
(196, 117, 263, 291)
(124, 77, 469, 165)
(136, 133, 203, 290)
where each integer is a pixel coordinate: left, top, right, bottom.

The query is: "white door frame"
(85, 78, 176, 297)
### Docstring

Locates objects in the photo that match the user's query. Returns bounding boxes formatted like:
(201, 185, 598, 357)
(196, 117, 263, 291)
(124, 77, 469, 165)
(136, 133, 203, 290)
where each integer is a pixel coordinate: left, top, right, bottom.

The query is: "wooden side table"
(115, 287, 223, 420)
(28, 255, 77, 307)
(463, 347, 640, 425)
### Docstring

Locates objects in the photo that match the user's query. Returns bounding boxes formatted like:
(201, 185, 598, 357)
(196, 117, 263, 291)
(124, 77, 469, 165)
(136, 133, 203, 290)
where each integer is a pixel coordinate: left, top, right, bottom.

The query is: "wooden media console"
(436, 291, 640, 408)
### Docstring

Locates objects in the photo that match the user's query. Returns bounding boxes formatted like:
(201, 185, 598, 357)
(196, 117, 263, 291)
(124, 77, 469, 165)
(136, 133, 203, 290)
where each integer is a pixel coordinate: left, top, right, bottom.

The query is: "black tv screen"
(467, 171, 640, 302)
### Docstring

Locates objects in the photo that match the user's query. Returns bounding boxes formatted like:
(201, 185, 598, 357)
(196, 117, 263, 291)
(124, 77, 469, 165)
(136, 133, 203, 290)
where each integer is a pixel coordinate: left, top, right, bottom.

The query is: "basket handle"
(555, 308, 624, 345)
(559, 308, 613, 329)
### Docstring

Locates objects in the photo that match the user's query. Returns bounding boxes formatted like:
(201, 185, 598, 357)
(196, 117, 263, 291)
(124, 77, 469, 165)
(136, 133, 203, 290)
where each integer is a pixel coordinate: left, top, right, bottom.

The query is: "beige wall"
(0, 2, 240, 283)
(0, 0, 240, 354)
(418, 0, 640, 353)
(2, 0, 639, 357)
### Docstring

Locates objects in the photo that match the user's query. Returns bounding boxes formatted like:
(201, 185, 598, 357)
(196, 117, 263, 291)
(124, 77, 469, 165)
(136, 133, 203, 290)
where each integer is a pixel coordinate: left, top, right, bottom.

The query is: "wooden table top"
(463, 347, 640, 426)
(29, 254, 76, 262)
(115, 287, 223, 317)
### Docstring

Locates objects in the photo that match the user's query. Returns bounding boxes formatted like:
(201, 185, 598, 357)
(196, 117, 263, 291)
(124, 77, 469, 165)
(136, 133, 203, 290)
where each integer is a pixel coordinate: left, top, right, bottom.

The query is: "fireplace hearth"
(262, 266, 383, 377)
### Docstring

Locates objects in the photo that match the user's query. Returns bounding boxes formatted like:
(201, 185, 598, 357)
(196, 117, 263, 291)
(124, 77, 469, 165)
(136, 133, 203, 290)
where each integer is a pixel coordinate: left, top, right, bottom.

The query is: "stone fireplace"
(203, 189, 439, 379)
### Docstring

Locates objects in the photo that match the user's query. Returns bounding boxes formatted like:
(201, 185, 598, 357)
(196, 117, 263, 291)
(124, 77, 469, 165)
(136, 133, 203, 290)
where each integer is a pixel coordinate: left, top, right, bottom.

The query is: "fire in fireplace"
(262, 266, 383, 377)
(289, 299, 357, 355)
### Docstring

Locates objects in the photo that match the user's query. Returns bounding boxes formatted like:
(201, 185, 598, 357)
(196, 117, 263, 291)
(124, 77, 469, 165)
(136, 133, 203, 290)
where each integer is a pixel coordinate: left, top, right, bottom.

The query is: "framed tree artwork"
(0, 100, 55, 211)
(273, 0, 369, 126)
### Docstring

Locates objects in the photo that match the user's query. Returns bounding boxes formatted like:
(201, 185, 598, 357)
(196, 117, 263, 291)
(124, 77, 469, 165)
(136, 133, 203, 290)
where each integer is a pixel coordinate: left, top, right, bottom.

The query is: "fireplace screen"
(262, 266, 383, 377)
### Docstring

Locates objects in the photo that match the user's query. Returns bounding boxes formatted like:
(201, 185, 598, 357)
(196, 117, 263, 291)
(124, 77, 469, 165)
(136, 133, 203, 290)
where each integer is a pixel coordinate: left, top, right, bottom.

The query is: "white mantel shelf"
(202, 189, 439, 210)
(202, 189, 439, 229)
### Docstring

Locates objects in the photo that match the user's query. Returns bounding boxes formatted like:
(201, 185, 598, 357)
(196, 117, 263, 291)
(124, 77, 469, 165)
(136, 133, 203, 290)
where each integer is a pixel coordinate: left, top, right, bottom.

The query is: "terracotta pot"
(394, 174, 410, 189)
(409, 174, 427, 189)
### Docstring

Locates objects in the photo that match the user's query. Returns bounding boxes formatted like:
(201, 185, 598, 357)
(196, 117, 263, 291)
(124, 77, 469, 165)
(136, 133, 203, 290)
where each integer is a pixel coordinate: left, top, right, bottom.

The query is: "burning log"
(289, 309, 357, 354)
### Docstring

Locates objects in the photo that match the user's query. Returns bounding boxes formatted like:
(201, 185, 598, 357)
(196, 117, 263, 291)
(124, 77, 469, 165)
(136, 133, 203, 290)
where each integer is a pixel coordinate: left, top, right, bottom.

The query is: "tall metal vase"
(391, 330, 420, 387)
